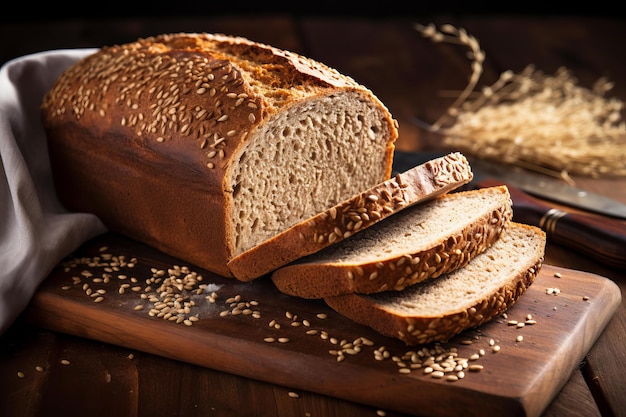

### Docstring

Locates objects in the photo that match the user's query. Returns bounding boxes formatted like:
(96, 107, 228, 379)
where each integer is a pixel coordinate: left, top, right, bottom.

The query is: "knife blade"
(468, 156, 626, 220)
(393, 150, 626, 220)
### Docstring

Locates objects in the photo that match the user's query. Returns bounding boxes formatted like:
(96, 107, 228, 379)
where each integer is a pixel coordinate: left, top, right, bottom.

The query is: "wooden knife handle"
(476, 179, 626, 269)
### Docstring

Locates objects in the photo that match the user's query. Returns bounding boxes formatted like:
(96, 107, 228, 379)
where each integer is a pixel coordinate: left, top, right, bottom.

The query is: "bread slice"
(324, 222, 546, 346)
(271, 185, 513, 298)
(228, 152, 474, 281)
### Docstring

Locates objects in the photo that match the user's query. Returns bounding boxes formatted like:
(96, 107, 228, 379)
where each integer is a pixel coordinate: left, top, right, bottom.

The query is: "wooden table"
(1, 14, 625, 417)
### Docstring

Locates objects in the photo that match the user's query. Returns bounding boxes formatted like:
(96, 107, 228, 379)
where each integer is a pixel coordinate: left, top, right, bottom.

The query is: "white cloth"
(0, 50, 107, 336)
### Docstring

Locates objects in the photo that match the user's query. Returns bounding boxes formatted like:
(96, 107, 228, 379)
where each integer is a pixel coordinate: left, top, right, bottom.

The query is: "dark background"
(3, 1, 624, 75)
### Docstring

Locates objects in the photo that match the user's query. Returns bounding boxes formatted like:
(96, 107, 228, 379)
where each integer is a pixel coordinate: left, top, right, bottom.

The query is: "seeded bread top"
(41, 33, 367, 175)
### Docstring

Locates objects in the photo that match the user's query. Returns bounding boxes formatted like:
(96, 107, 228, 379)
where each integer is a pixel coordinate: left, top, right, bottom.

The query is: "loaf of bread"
(271, 185, 513, 298)
(324, 222, 546, 345)
(228, 152, 473, 281)
(41, 33, 399, 277)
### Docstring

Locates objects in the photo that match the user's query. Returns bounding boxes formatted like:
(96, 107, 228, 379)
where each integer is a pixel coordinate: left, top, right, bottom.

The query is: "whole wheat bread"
(324, 222, 546, 346)
(271, 185, 513, 298)
(228, 152, 473, 281)
(41, 33, 398, 277)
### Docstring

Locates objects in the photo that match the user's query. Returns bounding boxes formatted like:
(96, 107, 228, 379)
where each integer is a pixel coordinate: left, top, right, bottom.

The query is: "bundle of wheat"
(415, 23, 626, 179)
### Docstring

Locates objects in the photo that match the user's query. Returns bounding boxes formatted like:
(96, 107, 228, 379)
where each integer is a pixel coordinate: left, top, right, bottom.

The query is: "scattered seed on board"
(288, 391, 300, 399)
(546, 287, 561, 295)
(56, 251, 503, 385)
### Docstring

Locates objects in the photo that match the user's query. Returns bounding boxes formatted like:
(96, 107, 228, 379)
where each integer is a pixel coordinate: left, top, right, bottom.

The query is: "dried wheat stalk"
(415, 23, 626, 178)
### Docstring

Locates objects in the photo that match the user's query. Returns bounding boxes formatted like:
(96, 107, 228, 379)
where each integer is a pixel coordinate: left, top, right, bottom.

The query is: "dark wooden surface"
(1, 14, 625, 417)
(11, 234, 622, 417)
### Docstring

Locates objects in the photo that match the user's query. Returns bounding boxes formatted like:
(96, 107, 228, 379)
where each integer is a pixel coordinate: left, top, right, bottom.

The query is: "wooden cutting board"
(25, 232, 621, 417)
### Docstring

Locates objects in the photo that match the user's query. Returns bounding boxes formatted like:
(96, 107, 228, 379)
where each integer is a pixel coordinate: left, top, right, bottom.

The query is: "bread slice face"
(271, 185, 513, 298)
(227, 152, 474, 281)
(324, 222, 546, 346)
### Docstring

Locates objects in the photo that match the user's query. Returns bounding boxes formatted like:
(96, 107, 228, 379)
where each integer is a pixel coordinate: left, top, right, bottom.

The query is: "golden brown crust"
(228, 152, 473, 281)
(41, 33, 398, 277)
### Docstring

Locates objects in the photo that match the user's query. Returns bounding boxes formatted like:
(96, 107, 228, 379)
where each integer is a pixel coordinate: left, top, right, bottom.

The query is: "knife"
(468, 156, 626, 220)
(393, 150, 626, 269)
(393, 150, 626, 220)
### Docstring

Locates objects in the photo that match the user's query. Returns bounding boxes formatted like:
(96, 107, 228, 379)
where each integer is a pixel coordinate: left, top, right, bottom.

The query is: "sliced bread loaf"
(228, 152, 473, 281)
(41, 33, 399, 278)
(324, 222, 546, 346)
(271, 185, 513, 298)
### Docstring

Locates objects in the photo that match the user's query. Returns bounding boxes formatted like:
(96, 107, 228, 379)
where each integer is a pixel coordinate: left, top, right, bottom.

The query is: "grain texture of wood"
(20, 232, 620, 417)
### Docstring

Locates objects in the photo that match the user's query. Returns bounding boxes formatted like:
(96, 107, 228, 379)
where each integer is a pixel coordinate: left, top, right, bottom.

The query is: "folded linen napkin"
(0, 50, 107, 336)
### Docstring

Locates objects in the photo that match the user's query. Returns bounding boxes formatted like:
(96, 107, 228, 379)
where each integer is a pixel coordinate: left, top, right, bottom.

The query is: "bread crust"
(324, 223, 546, 346)
(41, 33, 398, 277)
(228, 152, 473, 281)
(271, 186, 513, 298)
